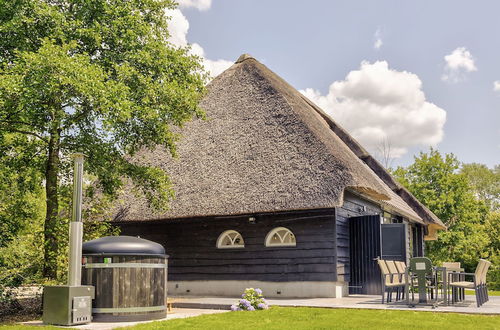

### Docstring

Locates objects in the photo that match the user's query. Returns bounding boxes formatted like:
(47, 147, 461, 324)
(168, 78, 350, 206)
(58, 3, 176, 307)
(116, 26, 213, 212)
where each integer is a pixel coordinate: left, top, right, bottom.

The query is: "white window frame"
(216, 230, 245, 249)
(265, 227, 296, 247)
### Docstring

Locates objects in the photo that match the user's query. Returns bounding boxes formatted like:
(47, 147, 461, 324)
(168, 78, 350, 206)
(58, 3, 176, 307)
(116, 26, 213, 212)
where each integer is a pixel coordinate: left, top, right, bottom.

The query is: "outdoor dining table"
(405, 259, 465, 307)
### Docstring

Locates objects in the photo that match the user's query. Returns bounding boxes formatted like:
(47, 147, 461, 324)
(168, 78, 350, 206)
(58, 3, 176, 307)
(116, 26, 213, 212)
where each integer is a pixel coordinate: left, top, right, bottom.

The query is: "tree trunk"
(43, 128, 61, 279)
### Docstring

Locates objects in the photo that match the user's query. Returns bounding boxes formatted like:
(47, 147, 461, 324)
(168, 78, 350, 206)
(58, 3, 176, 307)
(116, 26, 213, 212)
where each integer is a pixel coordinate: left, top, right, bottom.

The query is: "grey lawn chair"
(409, 257, 438, 304)
(448, 259, 491, 307)
(377, 259, 407, 303)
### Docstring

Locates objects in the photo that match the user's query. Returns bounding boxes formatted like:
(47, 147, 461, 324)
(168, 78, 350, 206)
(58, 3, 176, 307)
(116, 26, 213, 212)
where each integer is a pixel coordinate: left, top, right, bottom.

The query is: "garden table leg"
(442, 268, 448, 305)
(460, 273, 465, 301)
(405, 270, 411, 306)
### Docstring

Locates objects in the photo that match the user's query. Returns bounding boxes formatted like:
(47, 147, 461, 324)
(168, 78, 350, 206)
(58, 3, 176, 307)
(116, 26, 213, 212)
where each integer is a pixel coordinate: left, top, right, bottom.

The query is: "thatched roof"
(115, 54, 444, 229)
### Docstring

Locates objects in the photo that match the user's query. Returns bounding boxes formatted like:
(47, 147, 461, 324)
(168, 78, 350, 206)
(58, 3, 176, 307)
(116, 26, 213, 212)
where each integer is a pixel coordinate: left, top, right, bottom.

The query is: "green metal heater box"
(42, 285, 95, 325)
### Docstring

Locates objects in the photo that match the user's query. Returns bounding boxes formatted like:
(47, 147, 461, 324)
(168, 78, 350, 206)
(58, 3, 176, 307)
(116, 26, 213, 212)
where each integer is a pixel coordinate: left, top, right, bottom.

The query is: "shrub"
(487, 253, 500, 290)
(231, 288, 269, 311)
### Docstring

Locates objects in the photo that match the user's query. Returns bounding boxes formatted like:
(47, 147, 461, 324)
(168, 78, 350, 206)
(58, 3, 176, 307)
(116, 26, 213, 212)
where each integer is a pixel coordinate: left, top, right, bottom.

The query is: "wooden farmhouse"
(113, 54, 446, 298)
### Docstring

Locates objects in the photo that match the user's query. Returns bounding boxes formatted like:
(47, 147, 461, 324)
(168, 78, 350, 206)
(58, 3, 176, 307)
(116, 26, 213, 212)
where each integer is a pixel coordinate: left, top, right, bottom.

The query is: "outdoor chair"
(448, 259, 491, 307)
(481, 260, 492, 304)
(395, 261, 415, 301)
(442, 261, 464, 301)
(377, 259, 407, 303)
(409, 257, 438, 304)
(409, 259, 438, 301)
(386, 260, 405, 301)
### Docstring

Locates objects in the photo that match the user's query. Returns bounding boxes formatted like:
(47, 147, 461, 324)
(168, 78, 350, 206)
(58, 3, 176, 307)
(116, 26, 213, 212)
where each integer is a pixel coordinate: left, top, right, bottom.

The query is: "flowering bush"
(230, 288, 269, 311)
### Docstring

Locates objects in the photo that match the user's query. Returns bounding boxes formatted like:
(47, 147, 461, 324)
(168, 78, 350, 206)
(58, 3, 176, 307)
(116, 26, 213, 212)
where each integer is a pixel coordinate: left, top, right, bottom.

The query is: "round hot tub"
(81, 236, 168, 322)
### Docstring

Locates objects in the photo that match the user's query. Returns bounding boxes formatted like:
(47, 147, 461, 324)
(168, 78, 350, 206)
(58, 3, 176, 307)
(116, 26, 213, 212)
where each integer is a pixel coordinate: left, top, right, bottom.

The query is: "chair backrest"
(395, 261, 406, 274)
(442, 262, 461, 271)
(377, 259, 390, 276)
(474, 260, 486, 283)
(478, 259, 491, 285)
(377, 259, 394, 285)
(409, 257, 433, 275)
(386, 260, 399, 275)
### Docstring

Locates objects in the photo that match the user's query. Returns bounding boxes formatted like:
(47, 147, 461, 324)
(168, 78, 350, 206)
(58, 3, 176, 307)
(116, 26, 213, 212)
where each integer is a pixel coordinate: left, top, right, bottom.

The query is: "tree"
(375, 137, 395, 169)
(0, 0, 207, 279)
(461, 163, 500, 211)
(0, 133, 45, 248)
(393, 149, 490, 270)
(484, 211, 500, 289)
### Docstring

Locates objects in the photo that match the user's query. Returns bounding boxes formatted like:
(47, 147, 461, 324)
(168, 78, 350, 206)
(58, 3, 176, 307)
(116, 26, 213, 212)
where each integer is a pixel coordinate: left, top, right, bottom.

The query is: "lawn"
(2, 306, 500, 330)
(465, 290, 500, 296)
(128, 307, 500, 330)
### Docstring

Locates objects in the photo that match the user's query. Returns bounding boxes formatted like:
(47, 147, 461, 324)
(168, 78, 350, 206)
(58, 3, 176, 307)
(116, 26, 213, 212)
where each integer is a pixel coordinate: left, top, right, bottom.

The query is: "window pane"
(217, 230, 244, 248)
(266, 227, 296, 247)
(272, 233, 280, 243)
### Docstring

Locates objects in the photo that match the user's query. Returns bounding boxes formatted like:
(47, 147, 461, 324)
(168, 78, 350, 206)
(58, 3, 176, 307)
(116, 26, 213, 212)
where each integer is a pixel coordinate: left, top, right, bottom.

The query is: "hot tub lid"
(82, 236, 166, 257)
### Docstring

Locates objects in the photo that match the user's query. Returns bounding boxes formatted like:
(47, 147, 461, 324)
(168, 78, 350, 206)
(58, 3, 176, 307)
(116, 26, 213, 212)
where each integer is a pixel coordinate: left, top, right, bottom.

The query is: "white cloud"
(494, 81, 500, 92)
(301, 61, 447, 158)
(373, 28, 383, 50)
(177, 0, 212, 11)
(166, 7, 232, 78)
(166, 9, 189, 47)
(190, 43, 233, 77)
(442, 47, 477, 82)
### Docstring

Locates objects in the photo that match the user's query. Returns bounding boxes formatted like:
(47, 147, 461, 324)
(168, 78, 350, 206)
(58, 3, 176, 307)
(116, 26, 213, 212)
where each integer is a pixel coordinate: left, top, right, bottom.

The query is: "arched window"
(265, 227, 296, 247)
(216, 230, 245, 249)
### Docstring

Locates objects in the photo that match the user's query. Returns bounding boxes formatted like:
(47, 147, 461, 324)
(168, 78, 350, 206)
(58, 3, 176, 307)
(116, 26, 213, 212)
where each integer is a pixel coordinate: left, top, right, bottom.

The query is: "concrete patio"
(170, 294, 500, 315)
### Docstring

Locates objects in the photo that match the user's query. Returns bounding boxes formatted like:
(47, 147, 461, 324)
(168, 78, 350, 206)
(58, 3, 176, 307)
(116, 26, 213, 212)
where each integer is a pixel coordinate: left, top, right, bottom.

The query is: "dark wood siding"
(118, 209, 337, 282)
(335, 191, 382, 283)
(412, 224, 425, 257)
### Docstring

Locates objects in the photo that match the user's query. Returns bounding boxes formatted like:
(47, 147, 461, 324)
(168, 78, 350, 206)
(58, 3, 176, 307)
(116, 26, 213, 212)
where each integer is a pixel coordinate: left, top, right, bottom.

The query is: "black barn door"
(349, 215, 382, 294)
(381, 223, 407, 262)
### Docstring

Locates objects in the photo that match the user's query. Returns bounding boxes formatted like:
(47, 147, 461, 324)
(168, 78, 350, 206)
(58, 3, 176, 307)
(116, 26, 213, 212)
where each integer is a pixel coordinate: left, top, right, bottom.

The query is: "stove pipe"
(68, 153, 85, 286)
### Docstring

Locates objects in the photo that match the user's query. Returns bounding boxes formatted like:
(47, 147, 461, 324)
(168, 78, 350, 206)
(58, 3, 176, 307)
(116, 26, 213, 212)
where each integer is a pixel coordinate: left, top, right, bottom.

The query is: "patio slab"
(170, 294, 500, 315)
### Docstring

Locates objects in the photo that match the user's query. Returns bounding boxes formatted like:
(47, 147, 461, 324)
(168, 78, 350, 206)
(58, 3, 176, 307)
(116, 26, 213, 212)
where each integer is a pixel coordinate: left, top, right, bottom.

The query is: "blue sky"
(174, 0, 500, 167)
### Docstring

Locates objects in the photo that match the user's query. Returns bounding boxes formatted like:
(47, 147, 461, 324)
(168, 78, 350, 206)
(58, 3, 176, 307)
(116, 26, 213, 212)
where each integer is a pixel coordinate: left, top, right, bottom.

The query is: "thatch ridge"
(299, 88, 445, 229)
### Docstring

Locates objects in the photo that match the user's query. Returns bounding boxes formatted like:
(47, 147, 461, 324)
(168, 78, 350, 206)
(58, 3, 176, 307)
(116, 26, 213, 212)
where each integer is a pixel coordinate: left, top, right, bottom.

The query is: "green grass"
(2, 306, 499, 330)
(465, 290, 500, 296)
(0, 326, 56, 330)
(126, 307, 499, 330)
